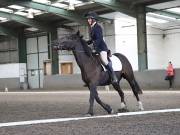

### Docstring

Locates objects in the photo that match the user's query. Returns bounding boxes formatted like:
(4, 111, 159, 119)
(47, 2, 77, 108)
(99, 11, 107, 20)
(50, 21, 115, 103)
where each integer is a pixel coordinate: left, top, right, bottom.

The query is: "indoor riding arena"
(0, 0, 180, 135)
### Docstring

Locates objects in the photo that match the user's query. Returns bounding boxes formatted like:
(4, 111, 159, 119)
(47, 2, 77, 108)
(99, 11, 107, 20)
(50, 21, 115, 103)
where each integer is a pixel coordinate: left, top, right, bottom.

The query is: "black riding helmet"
(84, 11, 98, 20)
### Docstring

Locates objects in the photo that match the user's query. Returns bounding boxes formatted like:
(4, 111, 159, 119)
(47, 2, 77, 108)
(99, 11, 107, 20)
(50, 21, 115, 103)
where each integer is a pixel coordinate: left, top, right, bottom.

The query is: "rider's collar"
(91, 22, 96, 28)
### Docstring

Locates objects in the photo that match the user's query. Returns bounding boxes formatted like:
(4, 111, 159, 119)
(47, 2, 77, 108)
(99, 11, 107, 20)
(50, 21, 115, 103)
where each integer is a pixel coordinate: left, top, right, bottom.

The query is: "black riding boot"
(106, 63, 118, 84)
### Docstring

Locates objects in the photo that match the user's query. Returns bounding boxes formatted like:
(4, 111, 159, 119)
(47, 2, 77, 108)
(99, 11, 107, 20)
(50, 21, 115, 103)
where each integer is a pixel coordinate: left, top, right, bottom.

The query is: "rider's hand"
(86, 40, 92, 45)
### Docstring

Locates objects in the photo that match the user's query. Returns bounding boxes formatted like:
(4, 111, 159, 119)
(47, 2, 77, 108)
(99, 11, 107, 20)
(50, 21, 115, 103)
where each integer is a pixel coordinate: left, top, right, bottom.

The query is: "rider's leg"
(100, 51, 118, 84)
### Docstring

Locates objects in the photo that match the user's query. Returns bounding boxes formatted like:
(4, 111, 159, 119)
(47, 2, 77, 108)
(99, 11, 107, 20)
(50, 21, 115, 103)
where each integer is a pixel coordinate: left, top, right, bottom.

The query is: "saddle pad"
(102, 55, 122, 71)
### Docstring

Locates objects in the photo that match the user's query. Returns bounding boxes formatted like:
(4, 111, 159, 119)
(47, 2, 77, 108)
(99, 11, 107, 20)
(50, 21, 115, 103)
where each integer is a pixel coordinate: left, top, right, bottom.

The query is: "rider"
(85, 11, 118, 84)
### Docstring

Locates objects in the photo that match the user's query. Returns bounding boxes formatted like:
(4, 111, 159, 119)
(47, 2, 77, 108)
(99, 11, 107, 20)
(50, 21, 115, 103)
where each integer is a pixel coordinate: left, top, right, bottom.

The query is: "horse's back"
(113, 53, 133, 71)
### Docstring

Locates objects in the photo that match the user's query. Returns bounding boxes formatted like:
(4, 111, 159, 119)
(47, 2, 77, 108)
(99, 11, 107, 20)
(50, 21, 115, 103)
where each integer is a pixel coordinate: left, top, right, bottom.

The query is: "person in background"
(165, 61, 175, 89)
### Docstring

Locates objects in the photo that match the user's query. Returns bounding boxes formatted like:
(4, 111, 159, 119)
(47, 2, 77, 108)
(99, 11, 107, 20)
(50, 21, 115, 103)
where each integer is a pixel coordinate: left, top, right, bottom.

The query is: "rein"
(51, 44, 86, 53)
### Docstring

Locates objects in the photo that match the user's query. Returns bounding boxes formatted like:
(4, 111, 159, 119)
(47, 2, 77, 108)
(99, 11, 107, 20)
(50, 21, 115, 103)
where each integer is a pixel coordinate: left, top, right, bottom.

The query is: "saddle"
(92, 50, 122, 72)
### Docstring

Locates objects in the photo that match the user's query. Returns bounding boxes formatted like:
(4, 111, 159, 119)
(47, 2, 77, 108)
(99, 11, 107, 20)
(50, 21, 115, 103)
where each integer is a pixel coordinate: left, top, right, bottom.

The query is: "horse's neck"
(73, 47, 99, 72)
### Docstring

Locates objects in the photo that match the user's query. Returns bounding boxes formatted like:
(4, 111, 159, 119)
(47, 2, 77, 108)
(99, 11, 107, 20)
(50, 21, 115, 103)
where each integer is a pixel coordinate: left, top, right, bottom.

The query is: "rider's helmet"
(85, 11, 98, 20)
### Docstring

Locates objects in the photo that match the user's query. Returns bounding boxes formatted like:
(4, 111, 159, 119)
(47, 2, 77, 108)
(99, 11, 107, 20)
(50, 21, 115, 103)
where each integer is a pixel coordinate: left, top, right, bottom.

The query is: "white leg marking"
(138, 101, 144, 111)
(120, 102, 126, 109)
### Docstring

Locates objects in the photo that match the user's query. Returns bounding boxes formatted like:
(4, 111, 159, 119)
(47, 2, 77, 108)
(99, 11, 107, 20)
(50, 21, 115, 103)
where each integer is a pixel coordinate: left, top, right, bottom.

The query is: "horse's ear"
(76, 30, 80, 36)
(76, 30, 83, 39)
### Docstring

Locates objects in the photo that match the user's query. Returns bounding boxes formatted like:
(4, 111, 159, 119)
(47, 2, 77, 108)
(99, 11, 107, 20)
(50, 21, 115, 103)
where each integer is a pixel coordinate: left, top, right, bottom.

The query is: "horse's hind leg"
(127, 78, 144, 111)
(112, 83, 128, 112)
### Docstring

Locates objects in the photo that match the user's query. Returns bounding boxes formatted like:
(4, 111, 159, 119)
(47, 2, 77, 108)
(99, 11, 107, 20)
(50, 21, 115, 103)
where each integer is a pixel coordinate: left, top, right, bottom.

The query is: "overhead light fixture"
(27, 9, 34, 19)
(28, 9, 42, 15)
(25, 27, 39, 31)
(68, 0, 75, 10)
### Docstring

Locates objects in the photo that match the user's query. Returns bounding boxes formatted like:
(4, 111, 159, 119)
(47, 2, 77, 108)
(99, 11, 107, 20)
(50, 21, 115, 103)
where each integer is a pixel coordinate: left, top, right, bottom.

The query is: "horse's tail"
(133, 79, 143, 94)
(113, 53, 143, 94)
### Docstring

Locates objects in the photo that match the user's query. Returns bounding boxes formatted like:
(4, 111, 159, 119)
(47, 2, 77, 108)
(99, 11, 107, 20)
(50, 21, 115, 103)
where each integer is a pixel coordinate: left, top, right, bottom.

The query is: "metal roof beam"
(19, 1, 112, 24)
(140, 0, 176, 6)
(18, 1, 87, 25)
(0, 0, 112, 25)
(146, 7, 180, 19)
(0, 25, 18, 37)
(0, 11, 55, 32)
(93, 0, 136, 18)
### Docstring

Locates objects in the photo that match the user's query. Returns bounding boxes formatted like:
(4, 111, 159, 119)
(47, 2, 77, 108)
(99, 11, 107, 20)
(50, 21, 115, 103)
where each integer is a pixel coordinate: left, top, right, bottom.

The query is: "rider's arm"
(93, 25, 103, 48)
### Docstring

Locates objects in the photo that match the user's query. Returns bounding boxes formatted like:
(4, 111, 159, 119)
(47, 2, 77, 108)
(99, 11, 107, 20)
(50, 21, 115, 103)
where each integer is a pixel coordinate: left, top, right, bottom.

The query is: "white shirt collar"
(91, 22, 96, 28)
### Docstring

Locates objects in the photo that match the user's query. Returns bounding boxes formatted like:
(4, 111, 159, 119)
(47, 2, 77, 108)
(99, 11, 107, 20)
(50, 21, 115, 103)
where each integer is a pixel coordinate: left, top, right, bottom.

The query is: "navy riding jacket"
(89, 23, 108, 53)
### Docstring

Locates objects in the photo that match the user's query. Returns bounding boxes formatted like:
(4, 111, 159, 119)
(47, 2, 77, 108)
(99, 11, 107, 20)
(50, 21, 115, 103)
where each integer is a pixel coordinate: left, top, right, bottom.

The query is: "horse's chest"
(81, 69, 101, 82)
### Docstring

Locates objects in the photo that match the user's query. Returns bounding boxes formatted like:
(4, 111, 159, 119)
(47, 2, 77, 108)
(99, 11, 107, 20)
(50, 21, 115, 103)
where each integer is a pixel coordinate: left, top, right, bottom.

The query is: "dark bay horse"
(52, 32, 144, 116)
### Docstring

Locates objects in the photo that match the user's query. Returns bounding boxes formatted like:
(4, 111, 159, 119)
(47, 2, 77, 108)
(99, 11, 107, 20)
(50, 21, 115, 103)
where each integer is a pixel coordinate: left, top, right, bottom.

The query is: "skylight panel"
(63, 0, 82, 5)
(147, 12, 176, 20)
(73, 0, 83, 5)
(0, 17, 7, 21)
(166, 7, 180, 14)
(146, 22, 152, 26)
(8, 5, 25, 10)
(116, 17, 136, 23)
(146, 16, 169, 23)
(75, 1, 94, 7)
(51, 2, 68, 8)
(14, 11, 28, 16)
(0, 8, 13, 13)
(32, 0, 51, 4)
(0, 17, 8, 22)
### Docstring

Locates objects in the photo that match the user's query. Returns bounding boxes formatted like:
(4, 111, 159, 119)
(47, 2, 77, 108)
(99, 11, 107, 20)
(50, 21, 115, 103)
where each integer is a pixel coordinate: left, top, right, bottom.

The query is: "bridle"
(52, 44, 86, 53)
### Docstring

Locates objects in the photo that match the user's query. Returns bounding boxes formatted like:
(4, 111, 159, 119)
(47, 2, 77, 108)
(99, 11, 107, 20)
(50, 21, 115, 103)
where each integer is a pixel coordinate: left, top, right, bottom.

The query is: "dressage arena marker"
(0, 108, 180, 128)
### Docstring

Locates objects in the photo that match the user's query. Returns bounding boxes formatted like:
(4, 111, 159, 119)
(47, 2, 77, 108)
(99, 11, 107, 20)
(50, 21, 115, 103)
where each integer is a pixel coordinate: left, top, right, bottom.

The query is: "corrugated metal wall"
(0, 37, 18, 64)
(26, 35, 48, 89)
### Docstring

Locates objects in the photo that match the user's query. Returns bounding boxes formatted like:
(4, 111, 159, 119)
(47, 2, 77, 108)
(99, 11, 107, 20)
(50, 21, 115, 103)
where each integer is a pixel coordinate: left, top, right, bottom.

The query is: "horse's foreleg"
(87, 84, 97, 116)
(88, 84, 113, 115)
(94, 91, 113, 114)
(113, 84, 127, 111)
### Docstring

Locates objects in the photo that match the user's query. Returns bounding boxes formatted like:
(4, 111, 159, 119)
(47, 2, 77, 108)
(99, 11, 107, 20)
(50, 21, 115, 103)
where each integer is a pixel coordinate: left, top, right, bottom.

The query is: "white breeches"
(100, 51, 108, 65)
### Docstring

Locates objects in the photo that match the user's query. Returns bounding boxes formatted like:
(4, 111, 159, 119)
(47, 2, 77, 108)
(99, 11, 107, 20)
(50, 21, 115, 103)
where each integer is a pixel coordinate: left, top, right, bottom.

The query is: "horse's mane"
(79, 37, 92, 57)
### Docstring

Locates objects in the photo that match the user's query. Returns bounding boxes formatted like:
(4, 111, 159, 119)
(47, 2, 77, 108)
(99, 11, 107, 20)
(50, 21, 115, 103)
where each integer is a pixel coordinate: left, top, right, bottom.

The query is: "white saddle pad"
(102, 55, 122, 71)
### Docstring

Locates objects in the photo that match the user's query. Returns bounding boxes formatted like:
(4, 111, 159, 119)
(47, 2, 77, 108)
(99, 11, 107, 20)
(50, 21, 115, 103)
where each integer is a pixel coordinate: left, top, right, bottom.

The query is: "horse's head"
(52, 31, 92, 57)
(52, 31, 82, 51)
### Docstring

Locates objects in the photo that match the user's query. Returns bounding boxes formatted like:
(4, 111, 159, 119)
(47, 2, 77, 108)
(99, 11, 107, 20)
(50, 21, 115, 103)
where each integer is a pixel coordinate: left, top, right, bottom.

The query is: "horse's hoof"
(84, 113, 93, 117)
(118, 108, 129, 113)
(139, 107, 144, 111)
(138, 101, 144, 111)
(108, 109, 114, 114)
